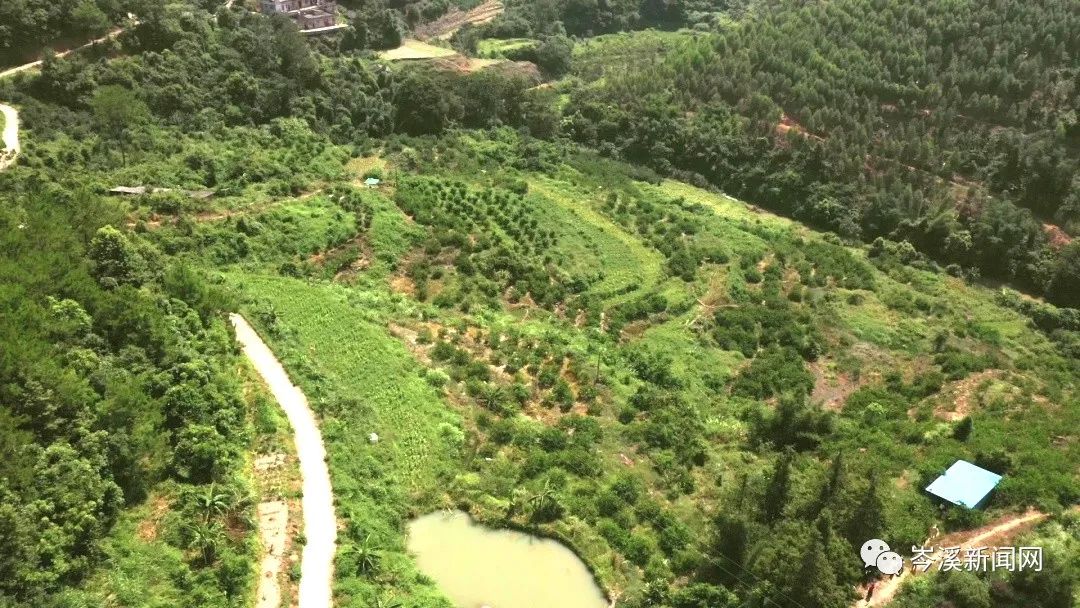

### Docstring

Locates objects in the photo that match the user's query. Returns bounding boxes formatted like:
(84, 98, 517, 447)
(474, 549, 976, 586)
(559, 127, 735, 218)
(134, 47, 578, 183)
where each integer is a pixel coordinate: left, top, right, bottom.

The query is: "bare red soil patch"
(809, 359, 860, 411)
(1043, 222, 1073, 250)
(775, 113, 824, 142)
(931, 369, 1002, 422)
(136, 494, 171, 541)
(415, 0, 505, 40)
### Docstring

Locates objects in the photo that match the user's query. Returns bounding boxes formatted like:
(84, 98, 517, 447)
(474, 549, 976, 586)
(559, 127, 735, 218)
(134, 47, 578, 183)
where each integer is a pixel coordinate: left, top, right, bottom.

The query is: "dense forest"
(0, 0, 1077, 607)
(0, 177, 251, 604)
(557, 0, 1080, 307)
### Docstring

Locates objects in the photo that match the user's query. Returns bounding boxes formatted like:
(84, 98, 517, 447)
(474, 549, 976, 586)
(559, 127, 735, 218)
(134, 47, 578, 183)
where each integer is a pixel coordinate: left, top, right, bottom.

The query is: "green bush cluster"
(0, 192, 251, 605)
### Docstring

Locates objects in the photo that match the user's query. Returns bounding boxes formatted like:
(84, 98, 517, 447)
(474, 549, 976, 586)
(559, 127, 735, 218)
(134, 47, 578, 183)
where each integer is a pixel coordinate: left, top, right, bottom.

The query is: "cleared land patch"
(415, 0, 505, 40)
(379, 40, 458, 61)
(649, 180, 795, 229)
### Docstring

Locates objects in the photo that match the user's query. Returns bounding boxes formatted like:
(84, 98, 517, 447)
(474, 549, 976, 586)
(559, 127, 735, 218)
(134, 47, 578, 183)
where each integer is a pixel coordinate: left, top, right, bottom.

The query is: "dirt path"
(125, 188, 325, 230)
(415, 0, 504, 40)
(255, 501, 290, 608)
(0, 26, 127, 79)
(0, 103, 18, 170)
(379, 39, 459, 61)
(232, 314, 337, 608)
(856, 510, 1048, 607)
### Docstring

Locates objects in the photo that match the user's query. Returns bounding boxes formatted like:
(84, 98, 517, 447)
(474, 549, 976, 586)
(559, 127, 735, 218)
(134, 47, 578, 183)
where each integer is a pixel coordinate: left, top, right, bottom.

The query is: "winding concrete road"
(231, 314, 337, 608)
(0, 103, 18, 170)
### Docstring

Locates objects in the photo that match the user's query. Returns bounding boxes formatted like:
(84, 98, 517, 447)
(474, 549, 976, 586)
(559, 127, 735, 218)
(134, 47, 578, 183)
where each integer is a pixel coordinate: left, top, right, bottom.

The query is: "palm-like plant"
(186, 521, 225, 566)
(193, 482, 230, 524)
(528, 478, 560, 523)
(373, 595, 403, 608)
(475, 383, 506, 413)
(354, 534, 383, 575)
(504, 487, 528, 521)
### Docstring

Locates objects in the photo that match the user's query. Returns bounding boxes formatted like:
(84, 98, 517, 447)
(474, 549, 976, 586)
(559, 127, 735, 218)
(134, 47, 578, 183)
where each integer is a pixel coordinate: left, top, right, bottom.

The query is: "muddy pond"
(407, 510, 608, 608)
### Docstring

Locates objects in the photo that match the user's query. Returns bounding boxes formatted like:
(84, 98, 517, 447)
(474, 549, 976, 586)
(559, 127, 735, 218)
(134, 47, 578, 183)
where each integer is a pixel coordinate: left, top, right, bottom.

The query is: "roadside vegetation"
(0, 184, 255, 606)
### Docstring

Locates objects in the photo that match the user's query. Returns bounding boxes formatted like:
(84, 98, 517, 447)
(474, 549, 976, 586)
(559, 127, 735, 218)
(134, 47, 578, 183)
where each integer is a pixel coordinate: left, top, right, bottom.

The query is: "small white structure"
(368, 432, 380, 444)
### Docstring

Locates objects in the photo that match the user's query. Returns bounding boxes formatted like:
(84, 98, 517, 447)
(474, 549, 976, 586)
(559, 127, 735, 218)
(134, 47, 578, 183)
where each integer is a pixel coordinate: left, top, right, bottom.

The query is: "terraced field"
(526, 177, 665, 303)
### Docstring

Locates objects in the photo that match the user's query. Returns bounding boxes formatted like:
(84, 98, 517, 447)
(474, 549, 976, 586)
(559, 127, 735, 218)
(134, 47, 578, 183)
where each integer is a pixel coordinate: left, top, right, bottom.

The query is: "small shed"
(925, 460, 1002, 508)
(109, 186, 149, 196)
(108, 186, 215, 200)
(363, 177, 381, 188)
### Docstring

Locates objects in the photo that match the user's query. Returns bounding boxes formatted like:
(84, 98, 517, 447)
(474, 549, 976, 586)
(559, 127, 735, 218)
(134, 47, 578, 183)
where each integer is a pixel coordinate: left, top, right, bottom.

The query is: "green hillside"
(0, 1, 1077, 607)
(150, 130, 1079, 607)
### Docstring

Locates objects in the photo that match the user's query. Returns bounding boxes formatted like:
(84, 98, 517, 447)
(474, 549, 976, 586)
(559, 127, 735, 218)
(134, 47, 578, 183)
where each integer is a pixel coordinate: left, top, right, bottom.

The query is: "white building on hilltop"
(260, 0, 343, 32)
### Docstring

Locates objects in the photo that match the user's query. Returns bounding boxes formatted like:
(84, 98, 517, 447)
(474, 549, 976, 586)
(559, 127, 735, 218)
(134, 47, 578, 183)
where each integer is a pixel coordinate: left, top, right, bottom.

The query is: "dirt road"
(857, 509, 1048, 607)
(0, 26, 126, 80)
(232, 314, 337, 608)
(255, 501, 289, 608)
(415, 0, 504, 40)
(0, 103, 18, 170)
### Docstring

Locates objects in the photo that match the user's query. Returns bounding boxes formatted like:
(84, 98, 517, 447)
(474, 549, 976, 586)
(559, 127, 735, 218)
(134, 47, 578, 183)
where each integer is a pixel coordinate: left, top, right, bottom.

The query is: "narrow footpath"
(856, 509, 1048, 607)
(231, 314, 337, 608)
(0, 26, 127, 79)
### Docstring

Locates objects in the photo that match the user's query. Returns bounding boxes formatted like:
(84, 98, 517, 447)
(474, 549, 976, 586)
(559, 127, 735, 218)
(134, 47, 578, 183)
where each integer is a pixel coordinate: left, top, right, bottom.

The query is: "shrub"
(952, 416, 973, 441)
(553, 379, 575, 410)
(731, 347, 814, 399)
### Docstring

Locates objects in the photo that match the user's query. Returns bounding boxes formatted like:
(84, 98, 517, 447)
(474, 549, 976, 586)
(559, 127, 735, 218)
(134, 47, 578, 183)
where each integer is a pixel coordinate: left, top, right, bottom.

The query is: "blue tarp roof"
(925, 460, 1002, 508)
(364, 177, 381, 186)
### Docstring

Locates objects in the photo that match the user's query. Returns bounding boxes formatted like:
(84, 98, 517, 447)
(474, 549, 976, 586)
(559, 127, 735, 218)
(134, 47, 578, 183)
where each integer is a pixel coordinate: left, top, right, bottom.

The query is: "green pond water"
(407, 511, 608, 608)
